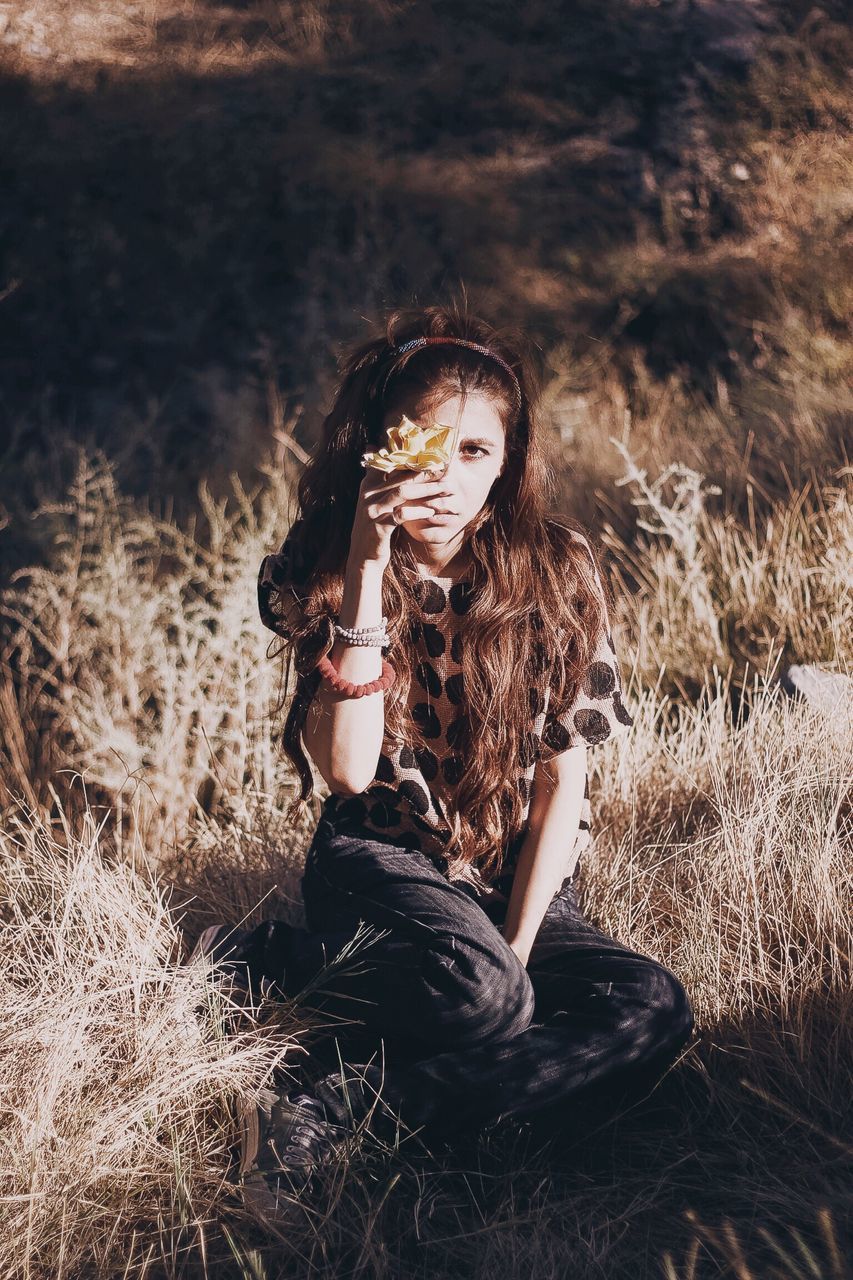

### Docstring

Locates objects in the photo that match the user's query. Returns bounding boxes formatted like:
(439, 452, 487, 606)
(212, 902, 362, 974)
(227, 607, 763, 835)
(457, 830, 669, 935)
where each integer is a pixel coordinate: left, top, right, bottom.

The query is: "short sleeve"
(538, 537, 635, 761)
(257, 518, 311, 640)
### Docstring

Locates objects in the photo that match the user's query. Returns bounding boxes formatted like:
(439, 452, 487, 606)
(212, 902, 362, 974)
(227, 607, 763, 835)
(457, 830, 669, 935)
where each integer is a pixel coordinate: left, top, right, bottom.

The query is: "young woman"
(198, 302, 694, 1224)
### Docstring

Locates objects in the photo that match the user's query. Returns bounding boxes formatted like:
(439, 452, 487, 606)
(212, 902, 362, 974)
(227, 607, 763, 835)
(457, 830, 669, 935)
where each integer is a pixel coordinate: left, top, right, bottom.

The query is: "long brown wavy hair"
(269, 298, 609, 883)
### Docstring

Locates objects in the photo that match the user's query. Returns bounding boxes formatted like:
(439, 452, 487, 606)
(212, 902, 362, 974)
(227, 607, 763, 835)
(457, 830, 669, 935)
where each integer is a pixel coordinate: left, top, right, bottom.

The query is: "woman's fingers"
(385, 500, 458, 523)
(367, 498, 458, 524)
(365, 468, 449, 498)
(364, 474, 454, 522)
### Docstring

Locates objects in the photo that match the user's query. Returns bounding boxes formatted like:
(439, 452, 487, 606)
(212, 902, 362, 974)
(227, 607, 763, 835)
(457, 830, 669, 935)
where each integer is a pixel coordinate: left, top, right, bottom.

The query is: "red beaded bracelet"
(314, 651, 396, 697)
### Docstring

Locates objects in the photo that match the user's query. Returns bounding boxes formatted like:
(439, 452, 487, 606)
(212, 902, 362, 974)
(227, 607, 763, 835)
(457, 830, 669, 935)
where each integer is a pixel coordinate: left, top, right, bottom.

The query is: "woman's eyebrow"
(422, 419, 498, 447)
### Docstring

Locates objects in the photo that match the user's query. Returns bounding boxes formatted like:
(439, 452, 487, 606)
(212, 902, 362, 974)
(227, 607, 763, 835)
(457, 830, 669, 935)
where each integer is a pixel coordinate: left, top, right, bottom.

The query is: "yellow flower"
(361, 414, 457, 474)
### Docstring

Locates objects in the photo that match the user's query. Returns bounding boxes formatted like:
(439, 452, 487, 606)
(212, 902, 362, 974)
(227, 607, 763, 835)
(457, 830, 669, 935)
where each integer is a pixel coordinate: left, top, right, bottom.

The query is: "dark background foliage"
(1, 0, 851, 570)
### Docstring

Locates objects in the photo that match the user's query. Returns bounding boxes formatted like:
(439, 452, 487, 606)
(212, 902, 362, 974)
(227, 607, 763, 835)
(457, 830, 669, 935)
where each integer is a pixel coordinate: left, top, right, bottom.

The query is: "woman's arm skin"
(302, 553, 387, 795)
(303, 467, 455, 796)
(501, 745, 588, 966)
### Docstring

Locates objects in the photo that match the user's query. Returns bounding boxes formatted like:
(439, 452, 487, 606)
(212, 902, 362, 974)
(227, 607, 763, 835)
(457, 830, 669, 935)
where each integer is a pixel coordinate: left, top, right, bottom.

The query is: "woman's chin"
(413, 524, 457, 542)
(408, 516, 453, 532)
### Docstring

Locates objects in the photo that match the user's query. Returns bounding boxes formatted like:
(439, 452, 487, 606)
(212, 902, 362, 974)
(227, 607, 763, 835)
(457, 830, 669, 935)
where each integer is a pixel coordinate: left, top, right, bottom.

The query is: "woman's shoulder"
(260, 516, 309, 578)
(542, 516, 598, 567)
(538, 518, 613, 639)
(257, 516, 313, 637)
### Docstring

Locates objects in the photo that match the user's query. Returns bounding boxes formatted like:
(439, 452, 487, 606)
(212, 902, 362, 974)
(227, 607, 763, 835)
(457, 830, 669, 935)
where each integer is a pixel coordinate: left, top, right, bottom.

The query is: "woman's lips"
(420, 499, 459, 518)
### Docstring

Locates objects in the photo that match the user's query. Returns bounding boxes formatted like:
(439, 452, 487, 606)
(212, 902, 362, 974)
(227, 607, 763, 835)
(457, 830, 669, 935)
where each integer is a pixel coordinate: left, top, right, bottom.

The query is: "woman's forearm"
(302, 555, 388, 795)
(502, 746, 588, 963)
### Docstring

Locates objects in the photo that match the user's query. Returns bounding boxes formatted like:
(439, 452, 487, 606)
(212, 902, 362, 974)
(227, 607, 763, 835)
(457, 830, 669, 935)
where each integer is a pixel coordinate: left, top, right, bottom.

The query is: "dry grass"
(0, 799, 299, 1279)
(0, 442, 850, 1277)
(602, 447, 853, 694)
(0, 447, 304, 857)
(2, 0, 852, 1272)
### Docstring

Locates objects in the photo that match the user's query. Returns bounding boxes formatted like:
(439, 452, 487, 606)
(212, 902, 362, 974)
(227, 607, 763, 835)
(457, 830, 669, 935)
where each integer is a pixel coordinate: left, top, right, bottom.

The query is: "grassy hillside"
(1, 1, 851, 1275)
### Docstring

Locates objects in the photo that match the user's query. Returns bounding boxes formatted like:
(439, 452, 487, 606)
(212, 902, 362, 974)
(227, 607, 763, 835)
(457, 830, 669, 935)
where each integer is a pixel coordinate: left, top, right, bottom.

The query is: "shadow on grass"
(197, 986, 849, 1279)
(3, 0, 849, 563)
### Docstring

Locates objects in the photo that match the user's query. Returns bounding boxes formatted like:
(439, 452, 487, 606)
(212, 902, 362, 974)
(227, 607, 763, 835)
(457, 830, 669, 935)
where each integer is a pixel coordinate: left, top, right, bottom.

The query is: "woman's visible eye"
(461, 445, 488, 459)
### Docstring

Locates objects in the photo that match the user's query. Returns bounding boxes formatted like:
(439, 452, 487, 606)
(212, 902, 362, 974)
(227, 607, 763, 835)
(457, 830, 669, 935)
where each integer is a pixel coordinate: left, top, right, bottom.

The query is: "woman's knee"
(422, 935, 536, 1047)
(630, 962, 694, 1058)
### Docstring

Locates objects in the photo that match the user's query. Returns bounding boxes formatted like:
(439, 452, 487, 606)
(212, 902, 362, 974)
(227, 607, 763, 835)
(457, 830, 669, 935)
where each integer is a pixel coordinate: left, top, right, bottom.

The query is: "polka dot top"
(258, 520, 635, 905)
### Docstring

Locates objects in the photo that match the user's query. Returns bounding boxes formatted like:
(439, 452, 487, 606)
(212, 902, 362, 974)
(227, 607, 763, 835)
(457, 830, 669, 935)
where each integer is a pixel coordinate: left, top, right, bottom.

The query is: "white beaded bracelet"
(334, 615, 388, 637)
(337, 634, 390, 648)
(333, 616, 390, 648)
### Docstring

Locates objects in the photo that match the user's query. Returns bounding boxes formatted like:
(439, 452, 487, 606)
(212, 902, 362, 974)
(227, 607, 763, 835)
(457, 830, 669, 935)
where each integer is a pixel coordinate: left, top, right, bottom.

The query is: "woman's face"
(383, 392, 506, 558)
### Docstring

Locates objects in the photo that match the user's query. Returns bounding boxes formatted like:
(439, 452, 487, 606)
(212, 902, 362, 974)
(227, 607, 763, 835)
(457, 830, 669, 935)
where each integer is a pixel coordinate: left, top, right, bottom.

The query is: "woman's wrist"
(345, 548, 388, 581)
(338, 555, 387, 632)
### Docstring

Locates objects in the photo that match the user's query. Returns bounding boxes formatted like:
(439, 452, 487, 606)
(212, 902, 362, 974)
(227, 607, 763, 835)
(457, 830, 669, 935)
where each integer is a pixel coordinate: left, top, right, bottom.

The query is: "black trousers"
(227, 818, 694, 1143)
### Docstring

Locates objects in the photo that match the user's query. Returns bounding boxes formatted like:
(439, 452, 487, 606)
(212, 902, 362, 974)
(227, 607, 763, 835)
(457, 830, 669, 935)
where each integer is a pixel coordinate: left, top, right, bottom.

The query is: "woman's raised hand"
(349, 465, 457, 570)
